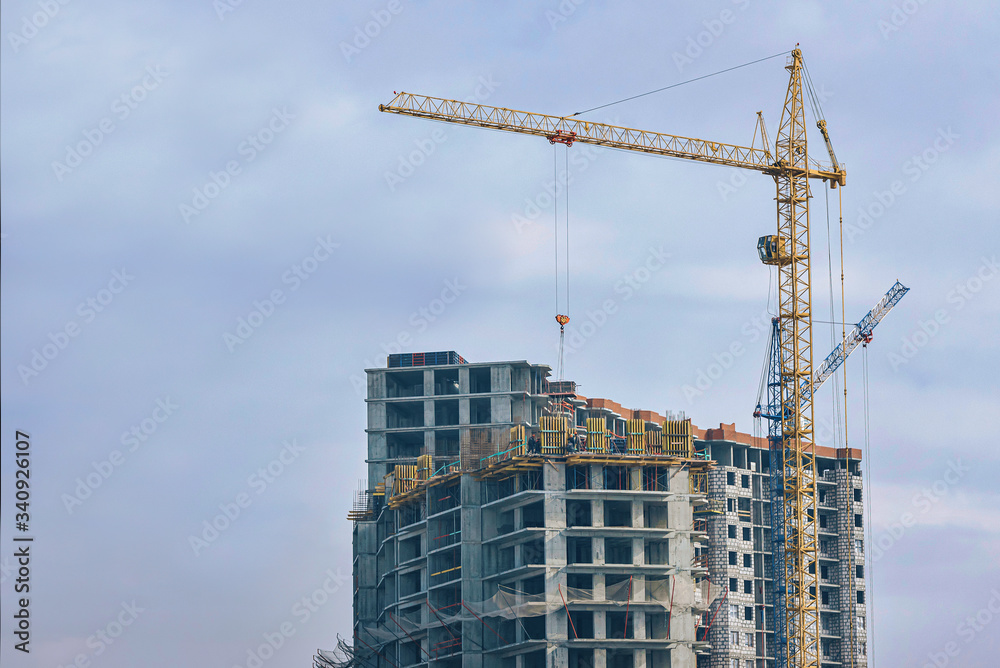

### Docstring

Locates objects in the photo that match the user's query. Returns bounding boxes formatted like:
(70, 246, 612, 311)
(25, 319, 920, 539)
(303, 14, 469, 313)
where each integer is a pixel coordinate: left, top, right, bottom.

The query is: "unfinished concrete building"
(694, 426, 868, 668)
(347, 353, 867, 668)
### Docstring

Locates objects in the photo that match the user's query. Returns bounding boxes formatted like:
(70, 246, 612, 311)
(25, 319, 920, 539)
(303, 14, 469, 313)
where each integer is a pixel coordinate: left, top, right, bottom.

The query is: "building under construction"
(340, 352, 868, 668)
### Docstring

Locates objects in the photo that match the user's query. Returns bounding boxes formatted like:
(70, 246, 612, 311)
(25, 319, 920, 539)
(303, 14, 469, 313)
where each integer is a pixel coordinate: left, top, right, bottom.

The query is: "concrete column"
(671, 644, 695, 667)
(459, 398, 470, 425)
(458, 367, 470, 394)
(632, 499, 644, 528)
(368, 401, 386, 430)
(425, 430, 435, 458)
(423, 369, 434, 396)
(632, 574, 646, 601)
(594, 572, 606, 601)
(592, 499, 604, 527)
(633, 610, 647, 640)
(460, 474, 484, 668)
(594, 647, 607, 667)
(545, 464, 568, 647)
(367, 370, 386, 399)
(492, 395, 511, 423)
(424, 399, 434, 427)
(594, 610, 607, 640)
(493, 364, 511, 392)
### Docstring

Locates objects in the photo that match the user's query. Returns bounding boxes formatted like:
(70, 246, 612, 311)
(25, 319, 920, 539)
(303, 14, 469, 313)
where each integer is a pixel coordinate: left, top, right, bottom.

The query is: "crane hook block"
(556, 314, 570, 327)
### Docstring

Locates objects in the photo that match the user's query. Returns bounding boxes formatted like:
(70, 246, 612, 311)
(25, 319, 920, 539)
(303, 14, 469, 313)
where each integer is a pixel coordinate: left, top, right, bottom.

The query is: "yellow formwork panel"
(663, 418, 694, 458)
(586, 417, 607, 453)
(646, 430, 663, 455)
(393, 464, 419, 495)
(509, 425, 526, 457)
(626, 419, 645, 455)
(539, 415, 568, 455)
(416, 454, 433, 481)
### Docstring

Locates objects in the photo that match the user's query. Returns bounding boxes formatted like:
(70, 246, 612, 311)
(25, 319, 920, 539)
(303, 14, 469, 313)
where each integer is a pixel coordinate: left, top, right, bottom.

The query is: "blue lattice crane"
(753, 280, 908, 666)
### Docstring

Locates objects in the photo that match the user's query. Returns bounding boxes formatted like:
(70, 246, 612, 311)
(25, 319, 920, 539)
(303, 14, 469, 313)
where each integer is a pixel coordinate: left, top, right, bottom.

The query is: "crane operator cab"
(757, 234, 789, 266)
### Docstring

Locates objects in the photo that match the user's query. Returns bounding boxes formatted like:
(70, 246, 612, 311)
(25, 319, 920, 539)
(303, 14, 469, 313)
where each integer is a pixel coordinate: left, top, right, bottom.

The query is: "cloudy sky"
(1, 1, 998, 666)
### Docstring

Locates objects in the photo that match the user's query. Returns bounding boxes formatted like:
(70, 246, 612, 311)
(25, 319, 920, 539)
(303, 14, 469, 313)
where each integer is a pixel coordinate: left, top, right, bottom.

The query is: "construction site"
(318, 48, 906, 668)
(328, 353, 873, 668)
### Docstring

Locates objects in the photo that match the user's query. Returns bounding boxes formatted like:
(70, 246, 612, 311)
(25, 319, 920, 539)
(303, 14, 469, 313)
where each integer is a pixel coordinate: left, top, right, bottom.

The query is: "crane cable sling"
(570, 50, 791, 117)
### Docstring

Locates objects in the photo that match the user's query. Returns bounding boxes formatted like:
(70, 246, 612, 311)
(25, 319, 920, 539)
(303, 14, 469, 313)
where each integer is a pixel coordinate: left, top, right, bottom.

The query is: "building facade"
(346, 354, 867, 668)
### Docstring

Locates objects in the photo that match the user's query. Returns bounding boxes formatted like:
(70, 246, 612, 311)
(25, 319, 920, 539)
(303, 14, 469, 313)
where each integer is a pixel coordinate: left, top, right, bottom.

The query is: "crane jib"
(380, 93, 846, 186)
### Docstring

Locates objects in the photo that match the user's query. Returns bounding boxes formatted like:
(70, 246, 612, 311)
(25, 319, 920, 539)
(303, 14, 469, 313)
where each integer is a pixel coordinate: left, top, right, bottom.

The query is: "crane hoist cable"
(554, 145, 571, 381)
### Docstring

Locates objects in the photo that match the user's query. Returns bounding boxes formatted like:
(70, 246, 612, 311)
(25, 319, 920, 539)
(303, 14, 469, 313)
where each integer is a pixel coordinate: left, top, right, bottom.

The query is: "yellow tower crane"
(380, 48, 846, 668)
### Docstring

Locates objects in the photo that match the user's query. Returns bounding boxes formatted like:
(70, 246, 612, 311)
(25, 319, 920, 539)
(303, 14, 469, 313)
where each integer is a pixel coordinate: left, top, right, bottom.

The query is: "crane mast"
(380, 48, 846, 668)
(773, 49, 819, 668)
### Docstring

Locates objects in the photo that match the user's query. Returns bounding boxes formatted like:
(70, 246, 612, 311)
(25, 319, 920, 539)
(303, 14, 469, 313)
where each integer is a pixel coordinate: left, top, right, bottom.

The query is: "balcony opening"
(605, 612, 634, 640)
(604, 500, 632, 527)
(434, 368, 459, 395)
(387, 401, 424, 428)
(470, 397, 492, 424)
(522, 501, 544, 528)
(386, 370, 423, 398)
(567, 537, 592, 564)
(434, 400, 459, 426)
(567, 500, 592, 527)
(644, 539, 670, 565)
(469, 367, 491, 393)
(387, 431, 424, 459)
(605, 538, 633, 565)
